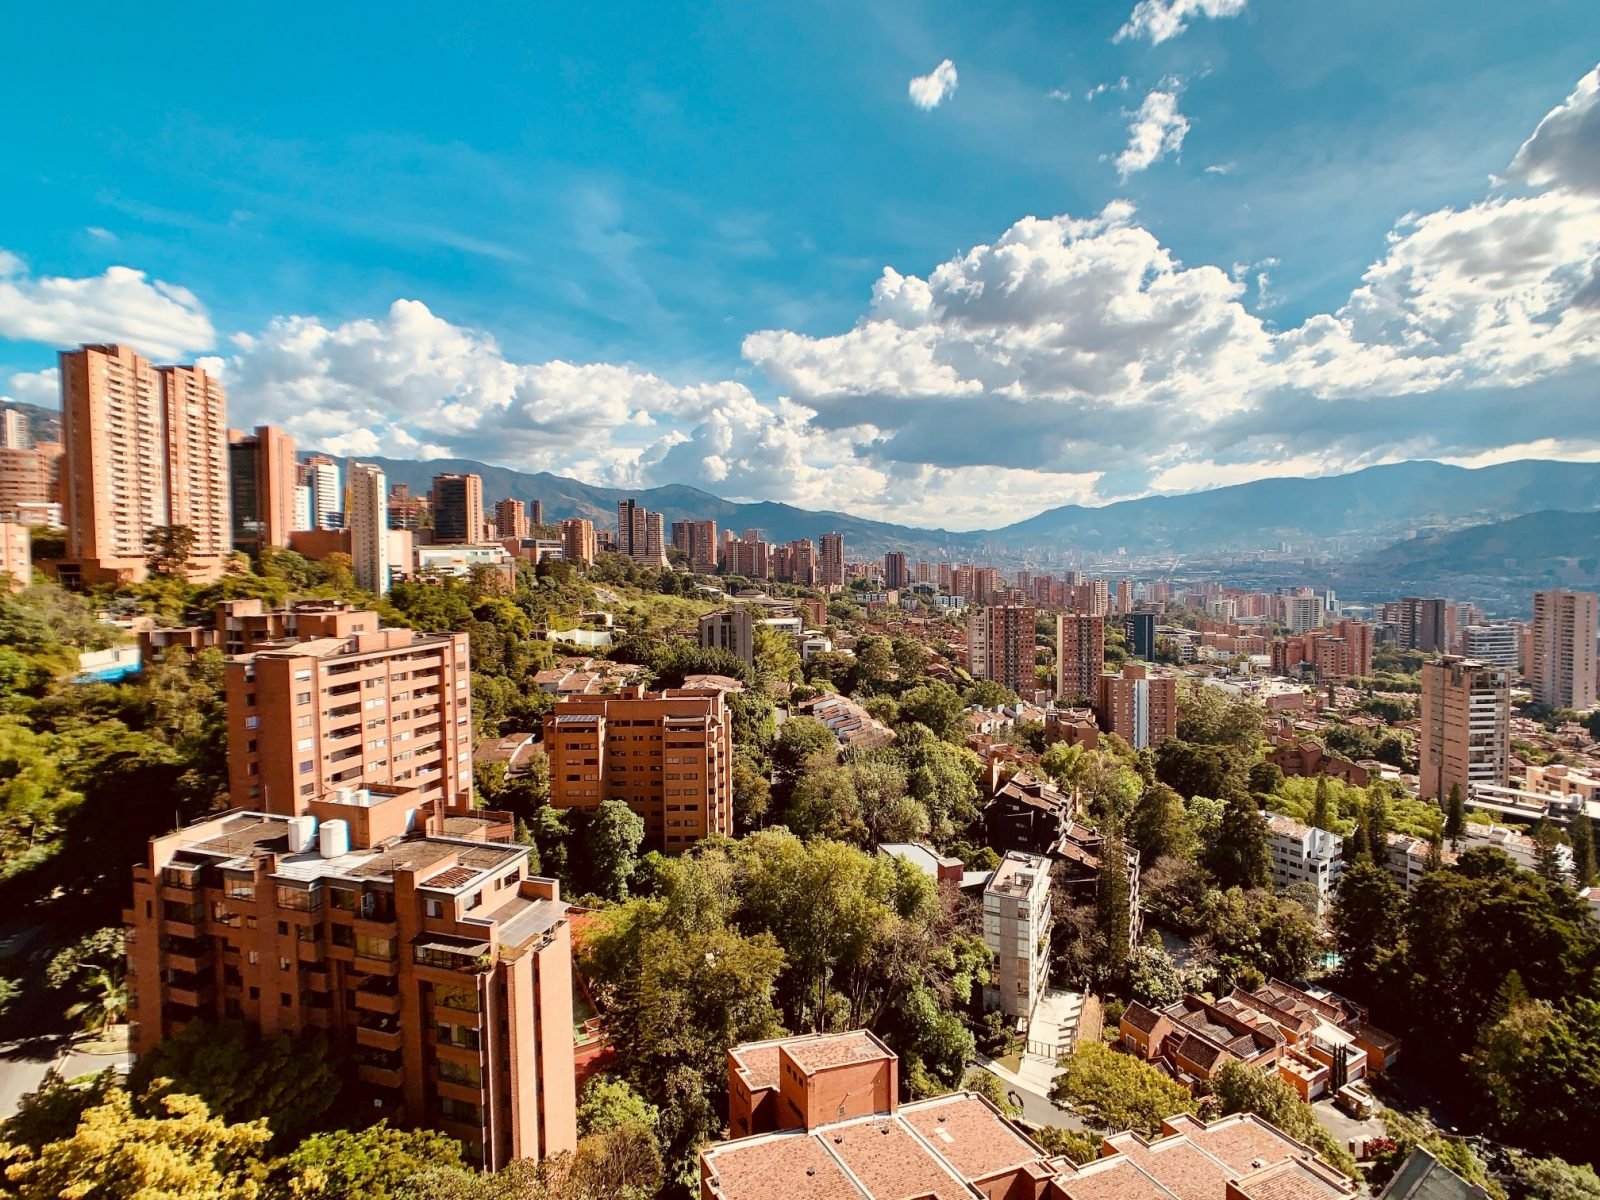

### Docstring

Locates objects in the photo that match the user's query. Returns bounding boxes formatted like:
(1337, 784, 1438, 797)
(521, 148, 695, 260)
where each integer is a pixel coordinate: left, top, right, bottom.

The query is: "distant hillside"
(986, 460, 1600, 554)
(1337, 510, 1600, 592)
(341, 455, 976, 559)
(327, 454, 1600, 562)
(0, 401, 61, 444)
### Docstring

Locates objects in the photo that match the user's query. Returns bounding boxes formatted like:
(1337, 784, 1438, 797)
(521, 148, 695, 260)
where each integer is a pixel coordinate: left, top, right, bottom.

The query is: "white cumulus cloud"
(1507, 63, 1600, 195)
(908, 60, 959, 110)
(0, 253, 215, 361)
(1114, 0, 1247, 45)
(1116, 88, 1190, 176)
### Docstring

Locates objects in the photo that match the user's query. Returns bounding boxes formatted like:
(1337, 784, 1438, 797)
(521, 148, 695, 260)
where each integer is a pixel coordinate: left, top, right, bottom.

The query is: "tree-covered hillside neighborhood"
(0, 539, 1596, 1200)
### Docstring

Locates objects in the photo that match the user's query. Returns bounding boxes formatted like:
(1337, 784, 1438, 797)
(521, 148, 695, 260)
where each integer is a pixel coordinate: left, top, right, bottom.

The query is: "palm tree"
(66, 968, 127, 1033)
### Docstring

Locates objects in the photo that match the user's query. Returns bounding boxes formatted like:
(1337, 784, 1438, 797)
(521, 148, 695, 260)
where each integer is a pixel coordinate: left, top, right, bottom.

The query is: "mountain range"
(344, 454, 1600, 563)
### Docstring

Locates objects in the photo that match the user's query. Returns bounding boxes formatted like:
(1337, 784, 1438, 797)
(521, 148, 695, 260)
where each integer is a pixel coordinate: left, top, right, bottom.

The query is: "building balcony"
(165, 981, 213, 1009)
(354, 979, 402, 1014)
(356, 1062, 405, 1090)
(356, 1024, 404, 1053)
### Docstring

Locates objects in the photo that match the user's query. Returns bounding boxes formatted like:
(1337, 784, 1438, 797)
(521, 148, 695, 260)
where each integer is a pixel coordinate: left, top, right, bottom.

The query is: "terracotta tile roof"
(1122, 1002, 1165, 1034)
(730, 1043, 782, 1092)
(1054, 1156, 1173, 1200)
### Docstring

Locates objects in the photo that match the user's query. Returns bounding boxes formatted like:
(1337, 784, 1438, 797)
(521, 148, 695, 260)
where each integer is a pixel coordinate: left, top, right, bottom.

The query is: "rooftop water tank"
(287, 814, 318, 854)
(319, 819, 350, 859)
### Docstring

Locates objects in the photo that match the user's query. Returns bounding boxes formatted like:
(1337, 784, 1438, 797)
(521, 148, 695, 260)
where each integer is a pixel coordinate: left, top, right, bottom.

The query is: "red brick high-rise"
(1056, 613, 1105, 704)
(60, 344, 230, 584)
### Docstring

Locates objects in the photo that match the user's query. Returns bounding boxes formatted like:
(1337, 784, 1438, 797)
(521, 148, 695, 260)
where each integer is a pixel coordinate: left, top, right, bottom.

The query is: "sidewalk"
(972, 1053, 1087, 1131)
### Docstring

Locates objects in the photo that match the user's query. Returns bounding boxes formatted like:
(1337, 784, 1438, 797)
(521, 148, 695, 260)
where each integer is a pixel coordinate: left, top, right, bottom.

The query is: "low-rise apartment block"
(1265, 815, 1344, 912)
(125, 789, 577, 1169)
(983, 851, 1053, 1020)
(542, 685, 734, 850)
(703, 1030, 1358, 1200)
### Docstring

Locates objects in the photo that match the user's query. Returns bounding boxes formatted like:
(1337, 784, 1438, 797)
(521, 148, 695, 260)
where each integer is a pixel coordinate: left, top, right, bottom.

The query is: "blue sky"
(2, 1, 1599, 528)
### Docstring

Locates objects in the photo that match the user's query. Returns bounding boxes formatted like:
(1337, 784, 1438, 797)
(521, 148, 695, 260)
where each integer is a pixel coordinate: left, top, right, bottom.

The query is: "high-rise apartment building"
(225, 622, 474, 814)
(1530, 589, 1598, 711)
(387, 483, 428, 532)
(432, 473, 484, 543)
(1124, 612, 1157, 661)
(347, 462, 391, 595)
(968, 604, 1037, 694)
(1396, 597, 1450, 653)
(773, 538, 815, 585)
(301, 455, 343, 531)
(670, 518, 719, 574)
(1056, 613, 1105, 703)
(542, 685, 734, 850)
(1462, 623, 1521, 670)
(616, 499, 667, 567)
(1285, 595, 1325, 635)
(0, 409, 29, 450)
(125, 791, 577, 1168)
(529, 499, 543, 528)
(883, 551, 907, 591)
(559, 517, 595, 565)
(493, 498, 528, 540)
(818, 532, 845, 589)
(1095, 662, 1177, 751)
(293, 484, 312, 532)
(0, 440, 62, 523)
(228, 425, 297, 554)
(1419, 656, 1510, 800)
(59, 344, 230, 585)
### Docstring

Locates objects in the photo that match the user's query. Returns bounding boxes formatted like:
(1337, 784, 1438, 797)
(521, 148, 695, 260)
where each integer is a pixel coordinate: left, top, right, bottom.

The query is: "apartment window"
(434, 984, 479, 1013)
(296, 692, 311, 705)
(331, 925, 355, 949)
(424, 898, 445, 919)
(244, 715, 260, 730)
(436, 1058, 483, 1087)
(355, 933, 396, 962)
(224, 878, 255, 901)
(436, 1022, 481, 1050)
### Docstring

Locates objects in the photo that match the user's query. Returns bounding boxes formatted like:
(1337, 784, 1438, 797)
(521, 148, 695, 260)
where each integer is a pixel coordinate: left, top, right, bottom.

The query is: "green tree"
(1212, 1061, 1356, 1175)
(896, 683, 966, 742)
(1329, 861, 1403, 994)
(1571, 813, 1598, 887)
(1444, 782, 1466, 843)
(585, 799, 646, 900)
(1096, 828, 1133, 987)
(142, 524, 199, 578)
(1515, 1157, 1600, 1200)
(273, 1123, 467, 1198)
(1309, 775, 1336, 832)
(1470, 995, 1600, 1156)
(731, 752, 772, 831)
(1128, 778, 1196, 865)
(1050, 1041, 1194, 1134)
(752, 622, 801, 685)
(128, 1019, 341, 1148)
(962, 679, 1018, 709)
(0, 1084, 271, 1200)
(1207, 787, 1270, 890)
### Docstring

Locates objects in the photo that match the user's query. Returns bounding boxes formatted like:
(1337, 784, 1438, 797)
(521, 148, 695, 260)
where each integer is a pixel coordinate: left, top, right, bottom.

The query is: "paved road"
(0, 1035, 127, 1119)
(973, 1057, 1088, 1132)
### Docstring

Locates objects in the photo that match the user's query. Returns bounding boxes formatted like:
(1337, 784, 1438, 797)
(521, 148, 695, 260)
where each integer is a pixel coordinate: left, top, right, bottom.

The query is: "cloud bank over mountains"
(3, 64, 1599, 530)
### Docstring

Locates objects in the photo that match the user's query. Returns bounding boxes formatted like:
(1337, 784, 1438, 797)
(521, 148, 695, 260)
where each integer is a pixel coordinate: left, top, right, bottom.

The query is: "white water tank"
(319, 819, 350, 859)
(287, 815, 318, 854)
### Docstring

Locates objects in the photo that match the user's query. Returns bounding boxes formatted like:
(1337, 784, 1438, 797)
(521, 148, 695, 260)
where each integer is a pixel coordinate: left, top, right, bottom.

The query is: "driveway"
(973, 1056, 1088, 1133)
(0, 1034, 128, 1119)
(1313, 1095, 1387, 1152)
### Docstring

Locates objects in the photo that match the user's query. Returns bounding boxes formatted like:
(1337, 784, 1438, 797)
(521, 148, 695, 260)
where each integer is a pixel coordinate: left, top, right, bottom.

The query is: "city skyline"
(1, 7, 1598, 531)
